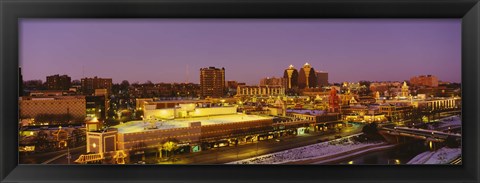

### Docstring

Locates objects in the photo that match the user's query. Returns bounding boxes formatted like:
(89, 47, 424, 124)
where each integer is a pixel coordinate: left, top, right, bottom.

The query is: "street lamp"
(256, 140, 259, 156)
(67, 146, 71, 165)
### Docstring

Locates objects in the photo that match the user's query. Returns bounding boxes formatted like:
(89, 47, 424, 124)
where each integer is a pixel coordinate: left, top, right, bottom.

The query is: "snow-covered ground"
(437, 115, 462, 129)
(228, 134, 384, 164)
(407, 147, 461, 164)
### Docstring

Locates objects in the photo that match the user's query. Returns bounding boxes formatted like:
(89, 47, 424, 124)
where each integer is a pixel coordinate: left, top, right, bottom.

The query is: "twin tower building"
(284, 63, 327, 90)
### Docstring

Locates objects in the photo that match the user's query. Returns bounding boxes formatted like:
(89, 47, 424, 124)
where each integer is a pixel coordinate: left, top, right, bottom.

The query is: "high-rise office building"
(200, 67, 225, 98)
(81, 77, 112, 96)
(283, 65, 299, 89)
(46, 74, 72, 90)
(316, 71, 329, 87)
(298, 63, 317, 89)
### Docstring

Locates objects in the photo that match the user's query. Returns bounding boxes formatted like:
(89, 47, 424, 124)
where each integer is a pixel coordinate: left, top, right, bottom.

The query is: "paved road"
(46, 148, 86, 164)
(20, 145, 85, 164)
(149, 124, 364, 164)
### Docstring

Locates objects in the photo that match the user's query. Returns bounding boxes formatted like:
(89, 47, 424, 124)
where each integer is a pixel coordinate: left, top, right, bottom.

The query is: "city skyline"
(20, 19, 461, 84)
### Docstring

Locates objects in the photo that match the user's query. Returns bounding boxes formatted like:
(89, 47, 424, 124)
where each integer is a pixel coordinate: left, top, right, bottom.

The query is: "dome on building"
(303, 62, 311, 68)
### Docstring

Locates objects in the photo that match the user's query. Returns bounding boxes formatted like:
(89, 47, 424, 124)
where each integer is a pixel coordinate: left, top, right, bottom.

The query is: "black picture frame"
(1, 0, 479, 182)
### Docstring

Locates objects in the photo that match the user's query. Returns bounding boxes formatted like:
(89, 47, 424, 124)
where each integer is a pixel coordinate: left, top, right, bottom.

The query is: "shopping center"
(77, 103, 317, 164)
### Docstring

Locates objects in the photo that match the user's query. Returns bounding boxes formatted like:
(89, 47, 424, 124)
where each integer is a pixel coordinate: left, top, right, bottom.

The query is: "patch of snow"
(228, 133, 383, 164)
(407, 147, 461, 164)
(437, 115, 462, 129)
(406, 151, 433, 164)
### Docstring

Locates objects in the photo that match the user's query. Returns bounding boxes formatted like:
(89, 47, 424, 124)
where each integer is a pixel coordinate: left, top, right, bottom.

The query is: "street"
(151, 123, 363, 164)
(20, 145, 86, 164)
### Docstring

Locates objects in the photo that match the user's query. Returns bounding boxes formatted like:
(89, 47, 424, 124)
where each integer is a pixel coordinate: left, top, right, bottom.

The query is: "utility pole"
(256, 141, 259, 156)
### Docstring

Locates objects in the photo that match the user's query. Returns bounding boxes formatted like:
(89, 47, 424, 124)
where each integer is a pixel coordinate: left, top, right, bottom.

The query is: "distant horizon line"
(21, 74, 461, 85)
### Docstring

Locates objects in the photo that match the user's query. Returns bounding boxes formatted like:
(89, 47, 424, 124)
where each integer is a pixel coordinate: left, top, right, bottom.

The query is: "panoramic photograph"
(18, 19, 462, 165)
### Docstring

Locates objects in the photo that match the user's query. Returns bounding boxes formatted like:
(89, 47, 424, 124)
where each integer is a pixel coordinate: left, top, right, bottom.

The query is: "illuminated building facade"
(379, 103, 413, 121)
(298, 63, 317, 89)
(46, 74, 71, 90)
(283, 65, 299, 89)
(259, 77, 286, 88)
(236, 85, 285, 97)
(200, 67, 225, 98)
(81, 77, 112, 96)
(412, 98, 461, 110)
(401, 81, 410, 98)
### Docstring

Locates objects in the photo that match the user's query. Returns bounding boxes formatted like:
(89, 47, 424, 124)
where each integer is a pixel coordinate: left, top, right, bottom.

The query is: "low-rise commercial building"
(19, 96, 86, 125)
(236, 85, 285, 97)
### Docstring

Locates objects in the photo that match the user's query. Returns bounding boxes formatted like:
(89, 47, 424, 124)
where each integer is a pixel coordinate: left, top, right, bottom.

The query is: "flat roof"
(113, 113, 273, 134)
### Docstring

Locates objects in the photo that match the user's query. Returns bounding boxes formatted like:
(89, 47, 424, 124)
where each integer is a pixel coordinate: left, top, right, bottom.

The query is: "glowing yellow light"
(92, 143, 97, 148)
(30, 132, 34, 136)
(348, 161, 354, 164)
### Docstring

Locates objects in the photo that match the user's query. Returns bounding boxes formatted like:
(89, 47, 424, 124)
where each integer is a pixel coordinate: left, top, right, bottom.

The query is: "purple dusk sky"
(20, 19, 461, 85)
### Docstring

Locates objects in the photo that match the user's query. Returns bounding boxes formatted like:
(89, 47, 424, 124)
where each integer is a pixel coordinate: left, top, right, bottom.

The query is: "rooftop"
(113, 113, 273, 134)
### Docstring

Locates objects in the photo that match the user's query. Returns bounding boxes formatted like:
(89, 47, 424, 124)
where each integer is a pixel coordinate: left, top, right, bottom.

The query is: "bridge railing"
(74, 153, 104, 164)
(381, 127, 461, 140)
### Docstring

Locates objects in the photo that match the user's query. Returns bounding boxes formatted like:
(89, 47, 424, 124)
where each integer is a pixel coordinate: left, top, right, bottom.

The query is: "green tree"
(135, 110, 144, 120)
(362, 122, 382, 141)
(105, 118, 120, 127)
(162, 141, 178, 158)
(120, 80, 130, 91)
